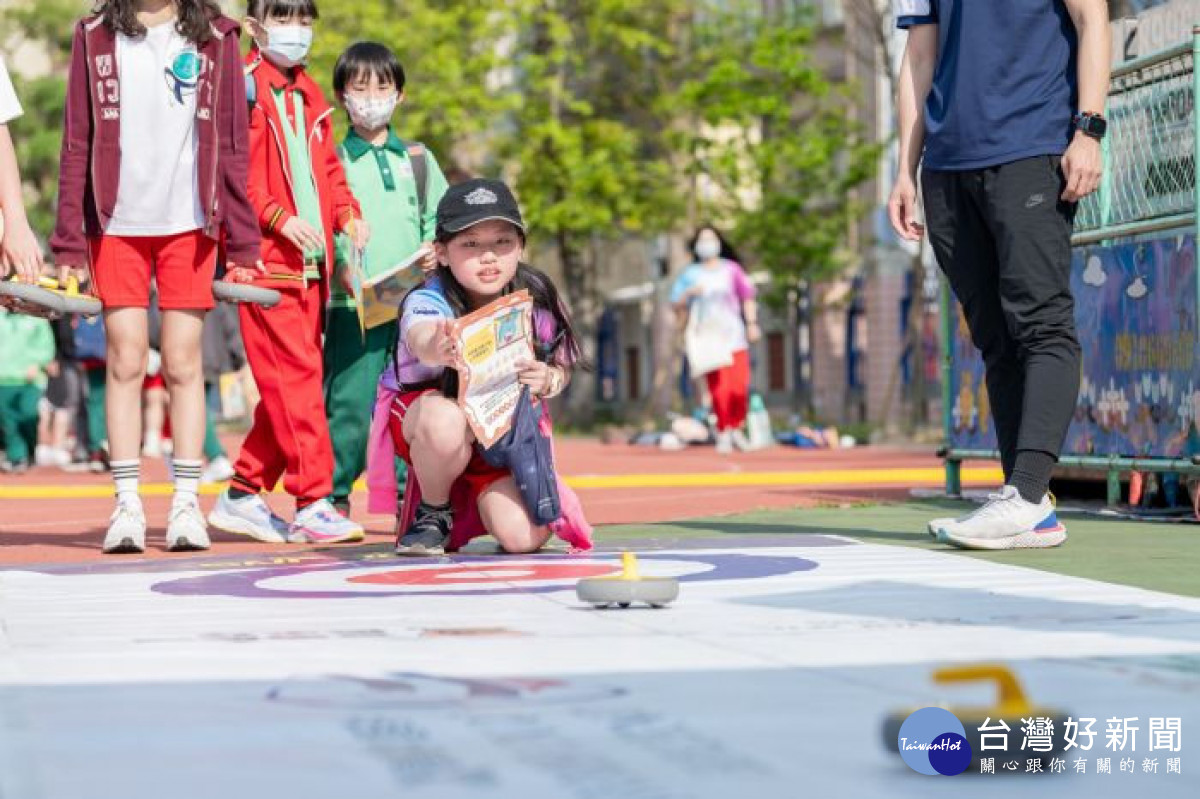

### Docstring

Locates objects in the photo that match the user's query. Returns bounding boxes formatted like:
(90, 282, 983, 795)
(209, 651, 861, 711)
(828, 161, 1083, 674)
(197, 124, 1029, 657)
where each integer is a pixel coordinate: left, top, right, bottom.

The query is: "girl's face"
(695, 229, 720, 251)
(436, 220, 524, 304)
(247, 10, 313, 52)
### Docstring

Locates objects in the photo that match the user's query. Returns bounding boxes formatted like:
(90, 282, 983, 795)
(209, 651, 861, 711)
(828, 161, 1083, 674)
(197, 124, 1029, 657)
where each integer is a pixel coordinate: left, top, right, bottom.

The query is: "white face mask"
(694, 239, 721, 261)
(344, 93, 399, 131)
(263, 25, 313, 69)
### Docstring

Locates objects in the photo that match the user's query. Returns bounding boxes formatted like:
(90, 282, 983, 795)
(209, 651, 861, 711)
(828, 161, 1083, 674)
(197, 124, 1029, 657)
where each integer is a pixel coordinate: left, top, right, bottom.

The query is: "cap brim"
(441, 213, 526, 234)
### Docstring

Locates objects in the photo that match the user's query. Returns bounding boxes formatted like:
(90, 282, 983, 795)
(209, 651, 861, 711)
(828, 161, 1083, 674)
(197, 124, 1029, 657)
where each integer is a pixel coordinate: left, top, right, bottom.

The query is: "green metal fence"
(940, 32, 1200, 506)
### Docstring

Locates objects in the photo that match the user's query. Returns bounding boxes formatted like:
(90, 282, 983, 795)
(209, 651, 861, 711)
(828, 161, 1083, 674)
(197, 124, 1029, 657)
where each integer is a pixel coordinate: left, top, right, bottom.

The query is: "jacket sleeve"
(49, 23, 92, 268)
(218, 32, 261, 265)
(245, 79, 294, 237)
(320, 126, 360, 233)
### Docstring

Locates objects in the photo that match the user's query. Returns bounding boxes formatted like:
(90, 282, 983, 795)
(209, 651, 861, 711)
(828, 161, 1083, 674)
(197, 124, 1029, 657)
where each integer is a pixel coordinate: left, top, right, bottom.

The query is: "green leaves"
(2, 0, 877, 297)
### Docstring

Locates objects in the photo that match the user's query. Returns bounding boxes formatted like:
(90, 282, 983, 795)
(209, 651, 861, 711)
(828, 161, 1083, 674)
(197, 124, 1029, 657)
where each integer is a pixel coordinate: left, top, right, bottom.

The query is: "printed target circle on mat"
(152, 553, 819, 599)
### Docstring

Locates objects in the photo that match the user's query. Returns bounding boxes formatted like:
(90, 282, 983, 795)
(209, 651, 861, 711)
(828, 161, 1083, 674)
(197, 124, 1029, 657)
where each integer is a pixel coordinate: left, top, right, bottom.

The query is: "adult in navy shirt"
(889, 0, 1109, 550)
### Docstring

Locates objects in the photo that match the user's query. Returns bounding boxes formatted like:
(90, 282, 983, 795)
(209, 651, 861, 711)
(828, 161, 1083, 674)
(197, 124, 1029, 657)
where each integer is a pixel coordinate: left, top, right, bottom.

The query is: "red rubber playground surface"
(0, 438, 1002, 565)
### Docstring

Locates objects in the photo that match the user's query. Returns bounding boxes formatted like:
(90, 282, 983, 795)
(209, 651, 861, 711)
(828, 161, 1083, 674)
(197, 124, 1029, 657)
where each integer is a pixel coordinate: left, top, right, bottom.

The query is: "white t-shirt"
(107, 22, 205, 236)
(0, 57, 23, 124)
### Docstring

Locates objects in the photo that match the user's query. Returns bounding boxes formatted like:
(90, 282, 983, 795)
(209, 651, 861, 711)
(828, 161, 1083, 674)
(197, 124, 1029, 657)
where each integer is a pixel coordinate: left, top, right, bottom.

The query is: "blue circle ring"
(152, 552, 819, 599)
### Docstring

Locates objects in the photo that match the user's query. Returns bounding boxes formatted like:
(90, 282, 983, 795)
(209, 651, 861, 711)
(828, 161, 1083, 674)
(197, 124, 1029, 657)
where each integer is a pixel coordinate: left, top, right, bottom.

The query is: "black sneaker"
(395, 502, 452, 556)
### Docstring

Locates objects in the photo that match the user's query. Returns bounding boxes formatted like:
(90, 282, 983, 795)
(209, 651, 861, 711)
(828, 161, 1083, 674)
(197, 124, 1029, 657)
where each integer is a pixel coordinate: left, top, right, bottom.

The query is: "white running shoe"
(207, 490, 290, 544)
(166, 500, 211, 552)
(289, 499, 365, 544)
(927, 505, 984, 539)
(200, 455, 236, 484)
(715, 431, 734, 455)
(102, 501, 147, 554)
(731, 429, 752, 452)
(939, 486, 1067, 550)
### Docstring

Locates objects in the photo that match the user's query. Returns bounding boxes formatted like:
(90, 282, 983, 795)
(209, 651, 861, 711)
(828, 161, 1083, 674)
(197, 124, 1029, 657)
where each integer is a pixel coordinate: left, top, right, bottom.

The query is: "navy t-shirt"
(897, 0, 1079, 171)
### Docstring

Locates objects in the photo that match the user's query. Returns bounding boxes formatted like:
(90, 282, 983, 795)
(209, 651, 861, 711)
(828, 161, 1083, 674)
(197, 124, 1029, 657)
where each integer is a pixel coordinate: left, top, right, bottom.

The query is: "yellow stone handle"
(933, 664, 1032, 715)
(619, 552, 641, 581)
(33, 276, 81, 295)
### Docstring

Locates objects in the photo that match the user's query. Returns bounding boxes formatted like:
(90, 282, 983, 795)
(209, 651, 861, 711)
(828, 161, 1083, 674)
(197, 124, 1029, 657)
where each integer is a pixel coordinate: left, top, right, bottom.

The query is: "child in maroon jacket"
(51, 0, 261, 555)
(207, 0, 369, 546)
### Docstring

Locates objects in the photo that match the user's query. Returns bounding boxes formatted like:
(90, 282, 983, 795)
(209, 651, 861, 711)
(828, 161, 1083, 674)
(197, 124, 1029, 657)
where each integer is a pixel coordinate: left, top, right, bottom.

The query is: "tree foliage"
(3, 0, 878, 329)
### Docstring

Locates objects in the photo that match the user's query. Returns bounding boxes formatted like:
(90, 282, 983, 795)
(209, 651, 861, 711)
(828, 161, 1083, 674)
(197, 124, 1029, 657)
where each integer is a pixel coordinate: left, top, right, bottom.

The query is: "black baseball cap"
(436, 178, 525, 236)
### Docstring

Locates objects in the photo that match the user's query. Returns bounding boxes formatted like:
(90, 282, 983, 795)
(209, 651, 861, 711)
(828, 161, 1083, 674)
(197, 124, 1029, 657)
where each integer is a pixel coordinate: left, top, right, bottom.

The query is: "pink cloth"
(366, 385, 593, 552)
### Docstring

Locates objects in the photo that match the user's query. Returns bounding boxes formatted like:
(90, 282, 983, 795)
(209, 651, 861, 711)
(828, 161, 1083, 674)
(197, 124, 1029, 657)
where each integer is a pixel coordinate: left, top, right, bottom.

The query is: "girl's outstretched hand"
(434, 318, 460, 368)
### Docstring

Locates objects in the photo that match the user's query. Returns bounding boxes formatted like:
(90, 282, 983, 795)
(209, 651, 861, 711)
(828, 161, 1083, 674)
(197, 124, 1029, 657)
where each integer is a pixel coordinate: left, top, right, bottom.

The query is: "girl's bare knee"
(409, 398, 470, 453)
(495, 524, 550, 555)
(108, 345, 148, 385)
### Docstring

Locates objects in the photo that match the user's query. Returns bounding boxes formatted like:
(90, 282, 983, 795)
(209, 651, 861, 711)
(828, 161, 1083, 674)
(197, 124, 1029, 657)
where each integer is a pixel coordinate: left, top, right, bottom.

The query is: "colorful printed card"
(449, 290, 534, 447)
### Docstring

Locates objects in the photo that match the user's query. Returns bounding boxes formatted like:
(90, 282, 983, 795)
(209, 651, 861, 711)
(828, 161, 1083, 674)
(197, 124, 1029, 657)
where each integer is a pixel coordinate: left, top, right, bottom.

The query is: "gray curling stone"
(576, 552, 679, 608)
(0, 278, 102, 318)
(212, 280, 282, 308)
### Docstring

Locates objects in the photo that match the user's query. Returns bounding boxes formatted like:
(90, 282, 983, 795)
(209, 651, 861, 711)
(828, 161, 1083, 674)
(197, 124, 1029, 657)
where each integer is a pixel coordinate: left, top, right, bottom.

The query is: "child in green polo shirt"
(326, 41, 449, 517)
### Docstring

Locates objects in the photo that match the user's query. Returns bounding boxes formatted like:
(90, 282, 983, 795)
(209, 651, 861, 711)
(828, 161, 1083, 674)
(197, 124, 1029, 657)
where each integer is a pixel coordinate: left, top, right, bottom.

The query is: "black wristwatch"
(1074, 112, 1107, 140)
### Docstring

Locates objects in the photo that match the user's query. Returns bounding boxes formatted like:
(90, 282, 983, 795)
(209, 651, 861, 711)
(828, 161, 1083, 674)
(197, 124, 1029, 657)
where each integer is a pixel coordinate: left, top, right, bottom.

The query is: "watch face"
(1081, 115, 1107, 137)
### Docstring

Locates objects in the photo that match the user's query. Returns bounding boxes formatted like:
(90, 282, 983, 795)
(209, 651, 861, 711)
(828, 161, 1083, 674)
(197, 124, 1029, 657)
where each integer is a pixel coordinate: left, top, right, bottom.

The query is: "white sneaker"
(927, 504, 983, 538)
(289, 499, 365, 544)
(939, 485, 1066, 550)
(731, 429, 752, 452)
(715, 431, 734, 455)
(200, 455, 236, 484)
(102, 501, 147, 554)
(166, 500, 211, 552)
(207, 490, 290, 544)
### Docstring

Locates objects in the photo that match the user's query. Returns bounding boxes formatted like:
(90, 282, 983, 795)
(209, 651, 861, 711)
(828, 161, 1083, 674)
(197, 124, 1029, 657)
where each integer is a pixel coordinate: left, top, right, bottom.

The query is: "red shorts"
(388, 389, 508, 498)
(90, 230, 218, 310)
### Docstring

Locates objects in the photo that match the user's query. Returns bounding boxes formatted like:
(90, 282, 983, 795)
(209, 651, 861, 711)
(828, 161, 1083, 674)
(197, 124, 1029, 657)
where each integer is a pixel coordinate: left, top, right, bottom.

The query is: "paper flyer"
(361, 247, 427, 330)
(449, 290, 535, 448)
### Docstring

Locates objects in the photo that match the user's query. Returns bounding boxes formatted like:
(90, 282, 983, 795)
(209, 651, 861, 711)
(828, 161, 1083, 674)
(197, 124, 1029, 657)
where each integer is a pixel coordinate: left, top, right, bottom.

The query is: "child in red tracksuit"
(51, 0, 260, 555)
(208, 0, 369, 545)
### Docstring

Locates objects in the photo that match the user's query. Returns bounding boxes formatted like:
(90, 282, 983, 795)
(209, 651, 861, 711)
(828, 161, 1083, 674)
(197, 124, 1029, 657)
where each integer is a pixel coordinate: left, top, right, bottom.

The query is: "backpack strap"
(244, 60, 259, 111)
(406, 142, 429, 219)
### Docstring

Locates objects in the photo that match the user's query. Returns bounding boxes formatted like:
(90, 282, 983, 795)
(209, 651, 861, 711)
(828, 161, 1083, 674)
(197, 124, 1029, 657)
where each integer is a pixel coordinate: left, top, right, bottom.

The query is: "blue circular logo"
(897, 707, 971, 776)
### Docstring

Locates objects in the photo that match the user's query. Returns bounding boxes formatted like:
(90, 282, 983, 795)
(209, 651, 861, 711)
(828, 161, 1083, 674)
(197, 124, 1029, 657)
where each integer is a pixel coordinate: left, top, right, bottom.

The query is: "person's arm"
(887, 21, 937, 241)
(0, 123, 42, 282)
(49, 23, 93, 275)
(217, 29, 262, 271)
(730, 261, 760, 344)
(1061, 0, 1110, 202)
(321, 124, 366, 248)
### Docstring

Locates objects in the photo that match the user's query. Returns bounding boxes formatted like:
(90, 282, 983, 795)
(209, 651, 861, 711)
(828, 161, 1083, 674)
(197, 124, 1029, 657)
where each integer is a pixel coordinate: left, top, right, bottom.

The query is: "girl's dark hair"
(95, 0, 224, 44)
(334, 42, 406, 96)
(687, 223, 741, 265)
(246, 0, 320, 22)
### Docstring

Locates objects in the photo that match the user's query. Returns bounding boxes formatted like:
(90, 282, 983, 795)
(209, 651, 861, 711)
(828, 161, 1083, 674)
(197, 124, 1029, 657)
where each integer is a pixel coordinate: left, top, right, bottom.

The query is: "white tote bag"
(684, 308, 735, 377)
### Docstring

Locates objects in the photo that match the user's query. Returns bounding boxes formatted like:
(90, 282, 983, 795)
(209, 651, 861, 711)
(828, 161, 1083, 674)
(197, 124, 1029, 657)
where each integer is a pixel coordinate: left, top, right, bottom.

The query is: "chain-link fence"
(1075, 42, 1195, 237)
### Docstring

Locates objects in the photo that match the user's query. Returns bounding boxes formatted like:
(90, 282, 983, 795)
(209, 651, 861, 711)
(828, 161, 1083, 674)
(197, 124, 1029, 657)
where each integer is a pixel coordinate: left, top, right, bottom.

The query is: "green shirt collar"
(343, 127, 406, 161)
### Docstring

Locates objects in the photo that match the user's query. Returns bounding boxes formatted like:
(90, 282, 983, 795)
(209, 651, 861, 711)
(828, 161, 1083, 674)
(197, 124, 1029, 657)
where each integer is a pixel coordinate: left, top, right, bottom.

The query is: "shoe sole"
(102, 537, 145, 555)
(943, 526, 1068, 551)
(166, 536, 210, 552)
(208, 510, 289, 544)
(394, 543, 445, 557)
(289, 528, 365, 545)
